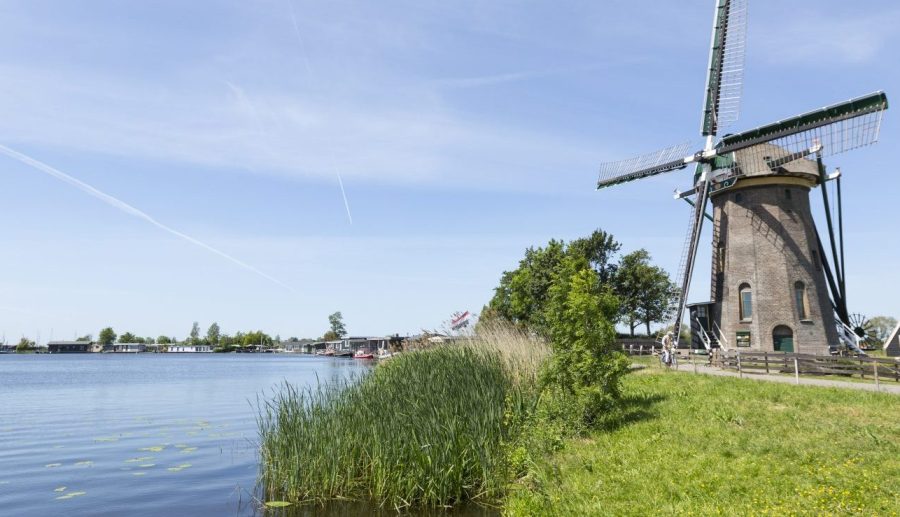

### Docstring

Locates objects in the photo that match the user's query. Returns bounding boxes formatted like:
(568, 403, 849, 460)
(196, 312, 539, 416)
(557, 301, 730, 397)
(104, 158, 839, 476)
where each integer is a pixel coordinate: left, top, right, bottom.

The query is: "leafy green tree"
(541, 255, 630, 424)
(614, 249, 677, 336)
(16, 337, 35, 352)
(189, 322, 201, 345)
(868, 316, 898, 342)
(98, 327, 117, 346)
(484, 240, 567, 330)
(242, 330, 272, 347)
(483, 230, 621, 333)
(322, 330, 340, 341)
(328, 312, 347, 338)
(568, 229, 622, 284)
(76, 334, 92, 342)
(156, 335, 172, 345)
(206, 322, 221, 346)
(119, 332, 137, 343)
(144, 337, 154, 344)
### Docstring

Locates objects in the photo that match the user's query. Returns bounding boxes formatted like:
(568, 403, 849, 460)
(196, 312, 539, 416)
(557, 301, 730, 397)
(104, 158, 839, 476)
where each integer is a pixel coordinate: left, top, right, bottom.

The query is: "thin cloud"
(435, 63, 607, 88)
(0, 144, 294, 291)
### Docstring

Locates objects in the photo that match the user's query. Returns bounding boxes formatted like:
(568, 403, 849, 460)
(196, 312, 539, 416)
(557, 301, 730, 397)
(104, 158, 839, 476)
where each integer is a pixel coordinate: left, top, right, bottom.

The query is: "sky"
(1, 0, 898, 343)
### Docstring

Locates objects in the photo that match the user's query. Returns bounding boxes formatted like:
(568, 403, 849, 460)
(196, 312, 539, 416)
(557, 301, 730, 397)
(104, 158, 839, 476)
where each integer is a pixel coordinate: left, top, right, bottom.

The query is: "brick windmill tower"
(596, 0, 888, 354)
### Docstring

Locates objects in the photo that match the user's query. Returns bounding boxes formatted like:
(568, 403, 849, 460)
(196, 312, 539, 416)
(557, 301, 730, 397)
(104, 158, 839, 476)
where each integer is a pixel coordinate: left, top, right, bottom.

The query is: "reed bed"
(257, 325, 548, 509)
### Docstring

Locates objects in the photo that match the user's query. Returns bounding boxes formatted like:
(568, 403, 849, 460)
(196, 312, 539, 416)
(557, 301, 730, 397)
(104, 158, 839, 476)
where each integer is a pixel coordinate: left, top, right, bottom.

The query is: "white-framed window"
(739, 283, 752, 321)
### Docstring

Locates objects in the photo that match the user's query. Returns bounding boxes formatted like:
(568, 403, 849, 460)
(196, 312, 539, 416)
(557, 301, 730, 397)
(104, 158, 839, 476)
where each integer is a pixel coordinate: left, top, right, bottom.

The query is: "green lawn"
(506, 369, 900, 516)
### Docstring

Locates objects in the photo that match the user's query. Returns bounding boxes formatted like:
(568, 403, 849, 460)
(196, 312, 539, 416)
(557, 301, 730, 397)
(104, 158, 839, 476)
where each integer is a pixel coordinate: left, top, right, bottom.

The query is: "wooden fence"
(620, 344, 900, 385)
(620, 341, 662, 356)
(715, 350, 900, 383)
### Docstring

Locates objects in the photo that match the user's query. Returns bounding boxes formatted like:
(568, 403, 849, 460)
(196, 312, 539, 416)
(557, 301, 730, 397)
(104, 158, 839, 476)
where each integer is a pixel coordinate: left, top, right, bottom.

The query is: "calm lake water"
(0, 354, 371, 516)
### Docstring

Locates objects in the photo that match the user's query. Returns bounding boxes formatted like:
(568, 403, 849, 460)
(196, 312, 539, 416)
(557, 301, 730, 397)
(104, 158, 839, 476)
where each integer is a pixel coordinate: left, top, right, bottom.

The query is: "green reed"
(257, 326, 547, 509)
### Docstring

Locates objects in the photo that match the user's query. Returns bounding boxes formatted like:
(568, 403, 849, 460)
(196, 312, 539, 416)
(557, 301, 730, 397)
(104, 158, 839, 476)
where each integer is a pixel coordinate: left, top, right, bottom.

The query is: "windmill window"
(739, 283, 752, 321)
(794, 281, 809, 320)
(784, 189, 792, 200)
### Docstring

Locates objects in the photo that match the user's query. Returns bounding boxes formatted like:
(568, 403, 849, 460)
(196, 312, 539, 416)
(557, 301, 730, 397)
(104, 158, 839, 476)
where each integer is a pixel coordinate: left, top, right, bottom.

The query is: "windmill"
(596, 0, 888, 354)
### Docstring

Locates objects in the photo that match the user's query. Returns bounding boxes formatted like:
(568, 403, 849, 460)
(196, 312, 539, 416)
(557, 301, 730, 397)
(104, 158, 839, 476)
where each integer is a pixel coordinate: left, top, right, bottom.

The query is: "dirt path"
(643, 360, 900, 395)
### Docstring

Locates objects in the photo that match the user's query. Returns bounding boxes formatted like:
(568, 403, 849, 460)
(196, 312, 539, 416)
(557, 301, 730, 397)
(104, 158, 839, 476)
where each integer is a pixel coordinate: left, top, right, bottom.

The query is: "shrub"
(542, 257, 631, 424)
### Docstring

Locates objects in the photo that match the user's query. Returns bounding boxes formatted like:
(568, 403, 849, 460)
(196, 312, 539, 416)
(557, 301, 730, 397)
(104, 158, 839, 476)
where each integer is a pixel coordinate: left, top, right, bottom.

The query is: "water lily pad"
(138, 464, 155, 468)
(56, 491, 86, 500)
(140, 446, 165, 452)
(54, 487, 66, 493)
(132, 472, 146, 476)
(45, 463, 62, 468)
(180, 447, 197, 453)
(264, 501, 293, 508)
(174, 444, 188, 449)
(125, 456, 153, 463)
(166, 463, 192, 472)
(74, 461, 93, 467)
(94, 436, 118, 442)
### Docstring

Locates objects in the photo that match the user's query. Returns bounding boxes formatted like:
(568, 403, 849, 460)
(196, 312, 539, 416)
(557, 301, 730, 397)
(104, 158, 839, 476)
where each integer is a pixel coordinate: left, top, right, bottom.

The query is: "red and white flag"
(450, 311, 471, 330)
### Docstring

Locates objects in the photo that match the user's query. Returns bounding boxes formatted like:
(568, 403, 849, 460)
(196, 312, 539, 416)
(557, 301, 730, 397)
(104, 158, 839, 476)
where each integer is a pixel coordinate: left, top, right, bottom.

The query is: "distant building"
(282, 339, 315, 353)
(168, 344, 212, 353)
(885, 323, 900, 358)
(112, 343, 146, 353)
(47, 341, 92, 353)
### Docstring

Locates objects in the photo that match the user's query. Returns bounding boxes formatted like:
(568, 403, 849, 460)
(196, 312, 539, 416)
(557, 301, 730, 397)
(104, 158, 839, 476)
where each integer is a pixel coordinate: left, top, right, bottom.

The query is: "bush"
(542, 258, 631, 424)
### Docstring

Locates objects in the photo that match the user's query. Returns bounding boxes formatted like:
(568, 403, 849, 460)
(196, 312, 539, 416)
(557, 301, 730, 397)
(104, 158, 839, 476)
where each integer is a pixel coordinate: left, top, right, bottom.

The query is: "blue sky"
(1, 0, 898, 343)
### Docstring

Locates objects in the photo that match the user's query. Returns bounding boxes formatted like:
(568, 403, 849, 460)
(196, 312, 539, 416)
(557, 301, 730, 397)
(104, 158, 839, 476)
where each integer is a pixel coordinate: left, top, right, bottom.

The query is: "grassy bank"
(506, 370, 900, 516)
(257, 327, 548, 509)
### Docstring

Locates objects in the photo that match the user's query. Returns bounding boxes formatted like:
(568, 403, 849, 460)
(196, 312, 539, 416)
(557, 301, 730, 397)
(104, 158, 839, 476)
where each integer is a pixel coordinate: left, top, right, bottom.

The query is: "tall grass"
(257, 325, 548, 509)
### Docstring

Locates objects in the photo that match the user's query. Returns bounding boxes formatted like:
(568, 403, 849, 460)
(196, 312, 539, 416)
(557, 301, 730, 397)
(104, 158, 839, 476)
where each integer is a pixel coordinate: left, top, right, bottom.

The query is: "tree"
(156, 335, 172, 345)
(189, 322, 201, 345)
(119, 332, 137, 343)
(614, 250, 677, 336)
(322, 330, 340, 341)
(206, 322, 221, 347)
(483, 230, 622, 333)
(484, 240, 567, 330)
(869, 316, 898, 342)
(242, 330, 272, 347)
(328, 312, 347, 338)
(98, 327, 117, 346)
(16, 337, 35, 352)
(568, 229, 622, 284)
(76, 334, 92, 342)
(144, 337, 155, 344)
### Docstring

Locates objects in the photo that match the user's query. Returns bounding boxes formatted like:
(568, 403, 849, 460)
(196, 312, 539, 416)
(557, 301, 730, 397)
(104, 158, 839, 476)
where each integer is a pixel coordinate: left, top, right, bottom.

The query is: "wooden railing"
(715, 351, 900, 383)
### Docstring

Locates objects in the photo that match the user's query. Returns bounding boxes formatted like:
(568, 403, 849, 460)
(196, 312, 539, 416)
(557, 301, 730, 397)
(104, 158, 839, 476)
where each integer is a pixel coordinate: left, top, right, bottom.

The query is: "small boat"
(353, 351, 374, 359)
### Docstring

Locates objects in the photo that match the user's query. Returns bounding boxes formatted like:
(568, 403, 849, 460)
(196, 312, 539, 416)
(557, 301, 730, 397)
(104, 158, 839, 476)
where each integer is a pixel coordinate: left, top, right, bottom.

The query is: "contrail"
(0, 144, 293, 291)
(286, 0, 354, 225)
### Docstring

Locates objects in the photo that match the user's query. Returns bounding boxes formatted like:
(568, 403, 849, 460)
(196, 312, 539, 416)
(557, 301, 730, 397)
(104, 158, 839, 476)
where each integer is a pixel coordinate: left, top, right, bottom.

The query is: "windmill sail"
(701, 0, 748, 137)
(597, 142, 697, 189)
(670, 176, 711, 343)
(717, 92, 888, 176)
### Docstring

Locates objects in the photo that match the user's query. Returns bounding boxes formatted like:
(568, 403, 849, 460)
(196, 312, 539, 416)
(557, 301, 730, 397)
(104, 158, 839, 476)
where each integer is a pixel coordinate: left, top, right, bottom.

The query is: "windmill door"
(773, 326, 794, 353)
